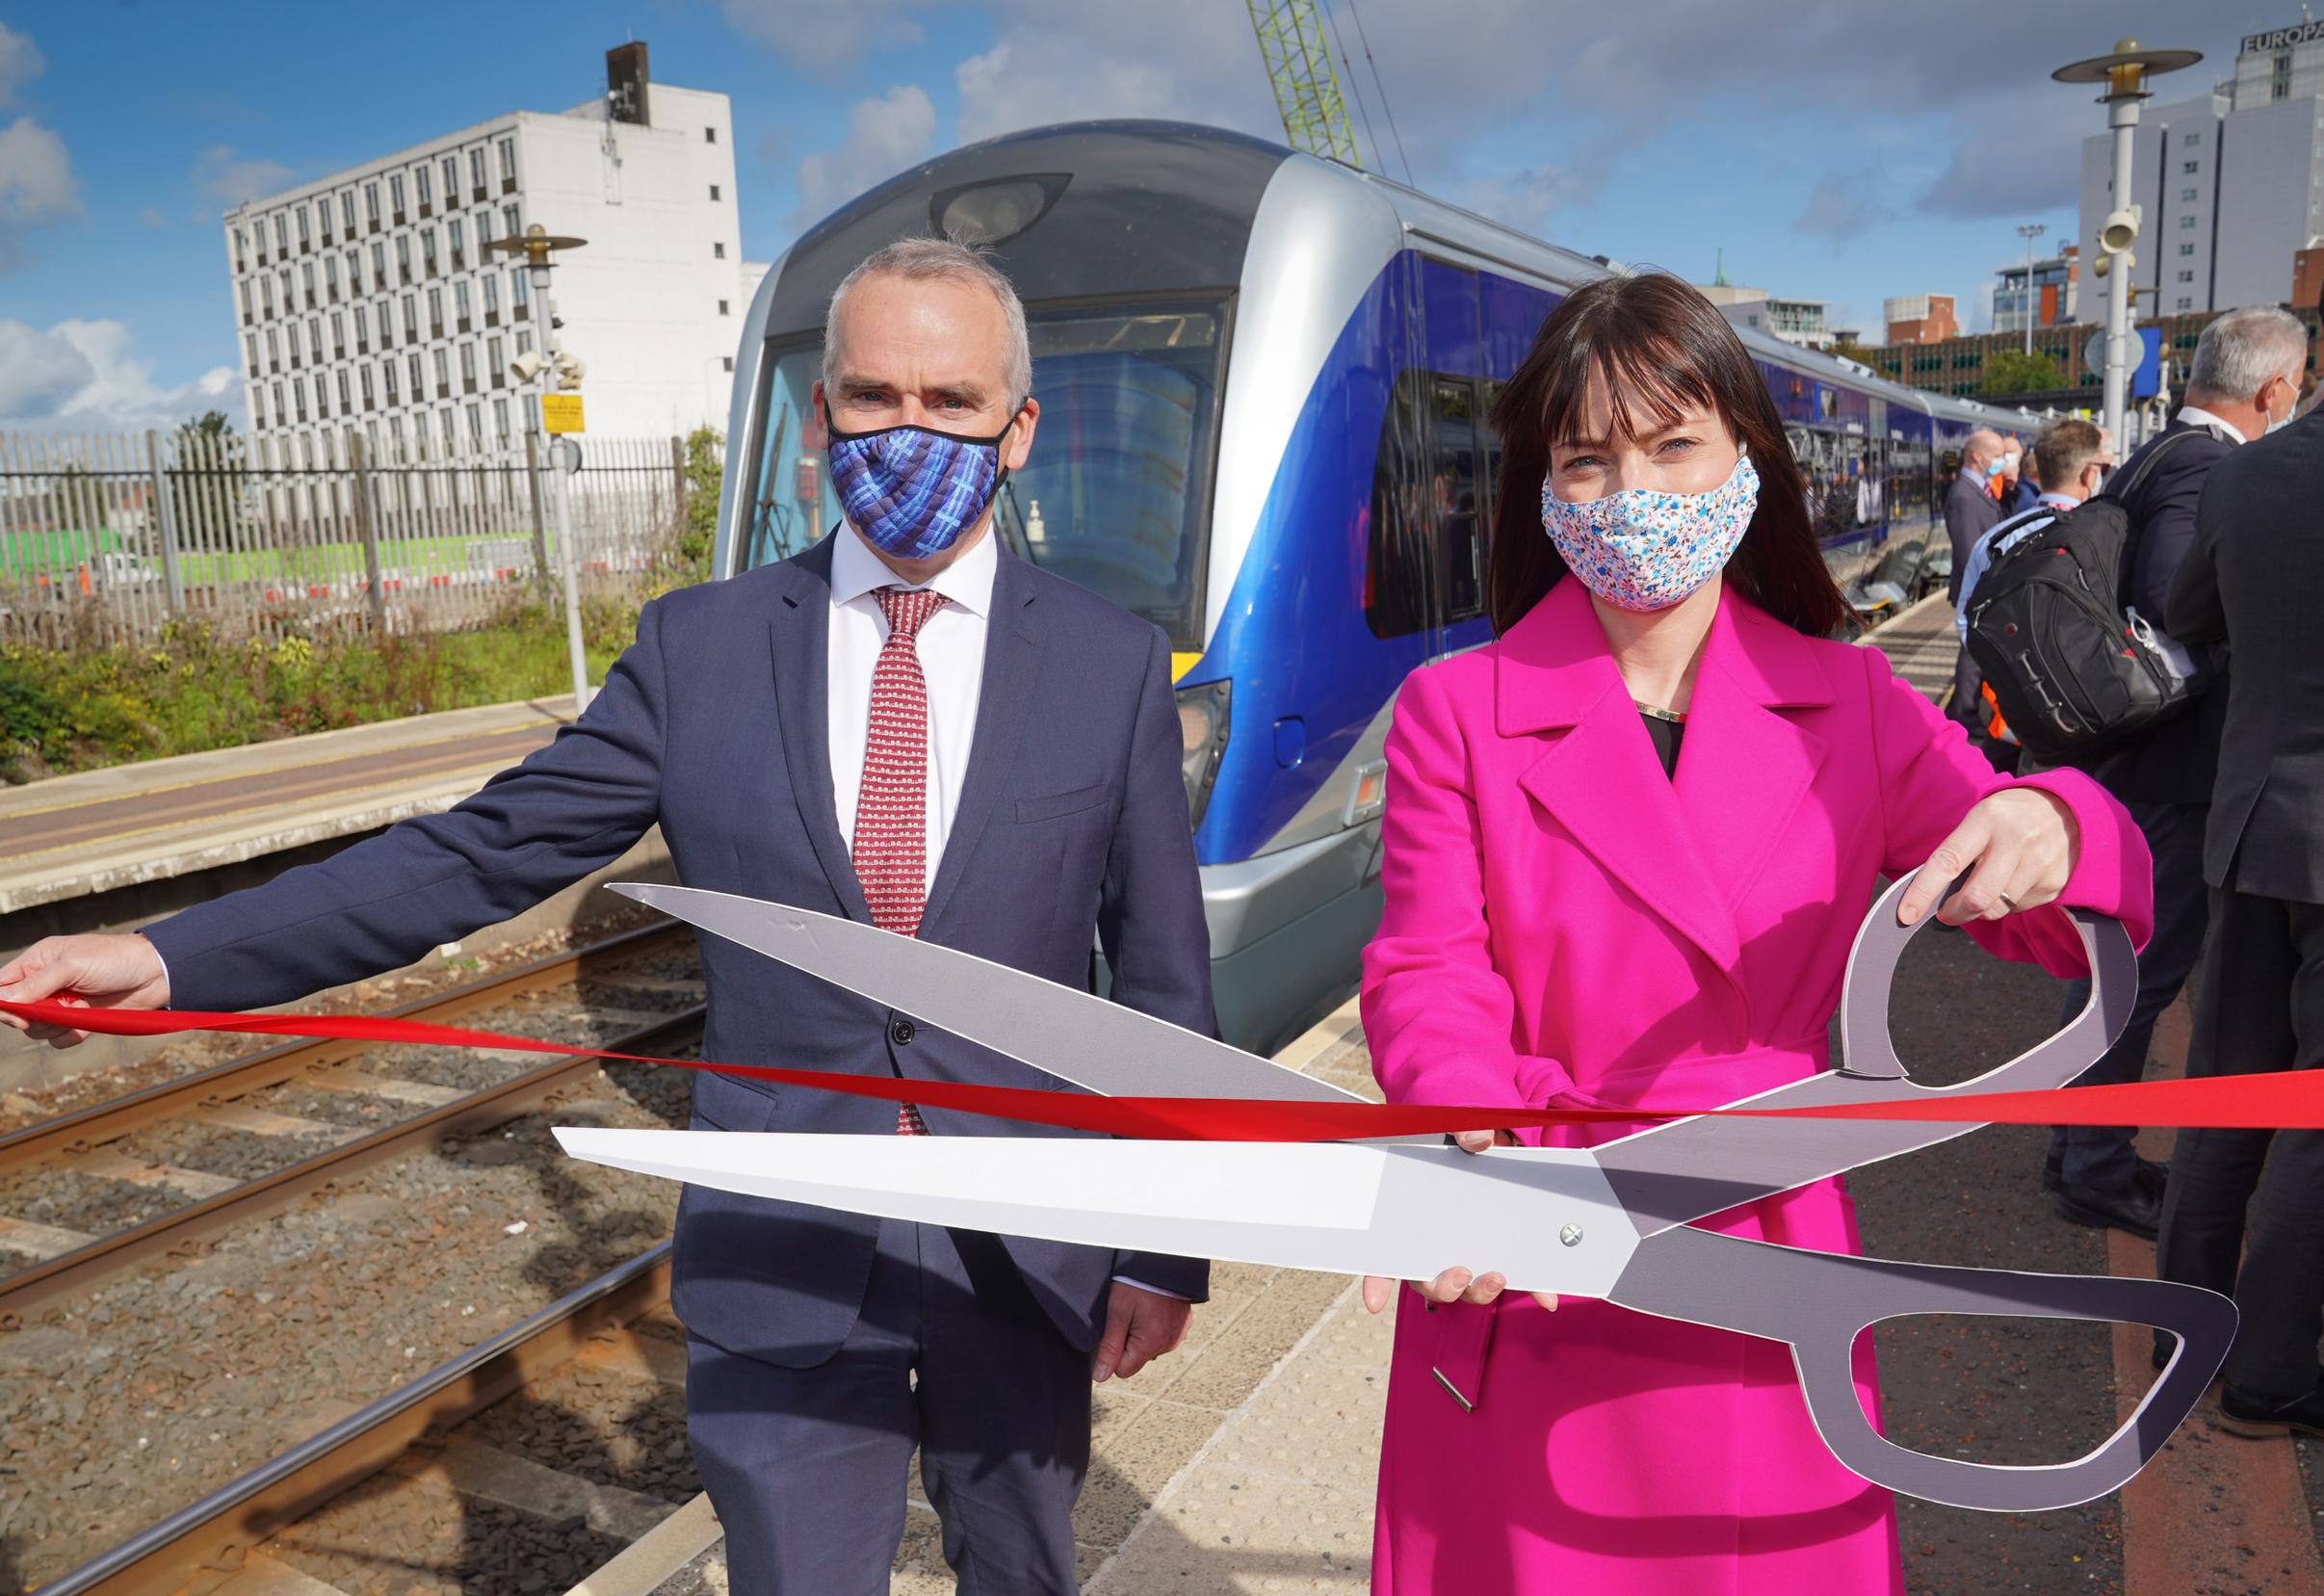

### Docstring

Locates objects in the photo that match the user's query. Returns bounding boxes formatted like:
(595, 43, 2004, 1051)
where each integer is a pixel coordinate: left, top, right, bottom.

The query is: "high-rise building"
(1993, 244, 2079, 334)
(2079, 20, 2324, 320)
(220, 43, 763, 460)
(1883, 294, 1960, 345)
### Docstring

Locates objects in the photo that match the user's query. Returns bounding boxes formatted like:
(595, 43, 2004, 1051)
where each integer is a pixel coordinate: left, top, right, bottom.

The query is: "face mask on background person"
(2265, 378, 2299, 435)
(1999, 450, 2021, 474)
(824, 405, 1024, 562)
(1540, 448, 1760, 613)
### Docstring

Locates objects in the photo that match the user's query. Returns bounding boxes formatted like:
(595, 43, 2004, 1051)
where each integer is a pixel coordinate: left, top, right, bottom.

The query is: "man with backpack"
(1943, 428, 2006, 737)
(1967, 306, 2311, 1238)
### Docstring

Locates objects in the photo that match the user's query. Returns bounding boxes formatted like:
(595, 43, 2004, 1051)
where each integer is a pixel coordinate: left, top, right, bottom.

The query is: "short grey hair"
(2185, 305, 2311, 402)
(823, 237, 1033, 408)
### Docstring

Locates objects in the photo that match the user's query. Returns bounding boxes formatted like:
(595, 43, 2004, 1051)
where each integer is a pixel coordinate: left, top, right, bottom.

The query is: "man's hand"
(1092, 1281, 1192, 1383)
(0, 933, 170, 1048)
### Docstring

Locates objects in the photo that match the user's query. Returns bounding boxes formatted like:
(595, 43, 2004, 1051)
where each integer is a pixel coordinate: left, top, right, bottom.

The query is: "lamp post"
(485, 222, 593, 711)
(2015, 222, 2047, 358)
(2053, 38, 2201, 448)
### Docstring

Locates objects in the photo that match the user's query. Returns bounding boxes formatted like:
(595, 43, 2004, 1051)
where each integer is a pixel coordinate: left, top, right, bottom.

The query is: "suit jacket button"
(890, 1018, 916, 1046)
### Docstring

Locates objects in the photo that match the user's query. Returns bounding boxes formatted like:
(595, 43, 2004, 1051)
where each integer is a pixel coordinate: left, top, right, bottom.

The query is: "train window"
(1363, 371, 1435, 639)
(1433, 378, 1486, 623)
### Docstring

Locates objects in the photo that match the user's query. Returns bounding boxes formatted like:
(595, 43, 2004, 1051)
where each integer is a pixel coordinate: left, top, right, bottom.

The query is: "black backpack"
(1961, 431, 2207, 766)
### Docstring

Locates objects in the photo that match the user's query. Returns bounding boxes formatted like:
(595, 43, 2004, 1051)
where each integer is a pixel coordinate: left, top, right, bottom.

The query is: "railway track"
(37, 1243, 685, 1596)
(0, 922, 703, 1323)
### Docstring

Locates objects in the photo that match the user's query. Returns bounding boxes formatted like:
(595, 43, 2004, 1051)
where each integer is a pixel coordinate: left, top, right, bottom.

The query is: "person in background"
(2154, 397, 2324, 1436)
(1355, 272, 2150, 1594)
(2008, 437, 2044, 512)
(2038, 305, 2311, 1240)
(1993, 436, 2031, 512)
(1943, 428, 2005, 735)
(1954, 419, 2114, 646)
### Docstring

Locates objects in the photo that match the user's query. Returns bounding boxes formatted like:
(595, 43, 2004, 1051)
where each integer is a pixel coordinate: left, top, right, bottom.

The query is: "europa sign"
(2243, 20, 2324, 52)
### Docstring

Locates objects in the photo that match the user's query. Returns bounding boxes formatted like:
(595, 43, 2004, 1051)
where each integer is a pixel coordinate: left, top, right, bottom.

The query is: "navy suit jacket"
(146, 536, 1217, 1366)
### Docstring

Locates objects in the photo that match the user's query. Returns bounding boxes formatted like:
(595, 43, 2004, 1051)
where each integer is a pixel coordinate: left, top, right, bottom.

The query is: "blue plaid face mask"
(825, 406, 1022, 562)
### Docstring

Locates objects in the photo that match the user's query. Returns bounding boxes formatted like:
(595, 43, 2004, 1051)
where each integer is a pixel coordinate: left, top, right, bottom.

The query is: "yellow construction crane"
(1244, 0, 1363, 168)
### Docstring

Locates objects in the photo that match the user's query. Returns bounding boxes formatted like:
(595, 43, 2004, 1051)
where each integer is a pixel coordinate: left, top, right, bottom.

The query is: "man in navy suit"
(1, 238, 1214, 1593)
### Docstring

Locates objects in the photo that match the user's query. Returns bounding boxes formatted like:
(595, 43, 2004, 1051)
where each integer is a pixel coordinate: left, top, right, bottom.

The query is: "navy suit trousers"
(686, 1217, 1092, 1596)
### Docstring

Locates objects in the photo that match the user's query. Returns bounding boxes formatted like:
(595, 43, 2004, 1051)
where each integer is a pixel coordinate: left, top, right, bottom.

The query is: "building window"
(417, 164, 434, 208)
(511, 269, 529, 309)
(2178, 269, 2194, 283)
(483, 274, 500, 317)
(441, 156, 459, 201)
(390, 173, 406, 216)
(2180, 187, 2198, 201)
(432, 348, 450, 388)
(330, 310, 346, 354)
(422, 229, 440, 274)
(469, 147, 486, 191)
(383, 358, 399, 406)
(353, 304, 370, 346)
(477, 209, 494, 246)
(455, 280, 472, 324)
(365, 182, 379, 224)
(718, 299, 729, 315)
(705, 125, 717, 143)
(340, 191, 355, 233)
(2185, 131, 2203, 146)
(2180, 214, 2197, 229)
(459, 343, 477, 384)
(359, 364, 375, 407)
(2276, 51, 2294, 100)
(244, 330, 259, 372)
(407, 352, 424, 395)
(516, 328, 534, 356)
(325, 255, 340, 298)
(428, 286, 444, 333)
(714, 241, 726, 258)
(260, 277, 275, 318)
(448, 217, 465, 267)
(371, 241, 386, 282)
(487, 334, 504, 378)
(345, 249, 362, 294)
(396, 235, 412, 279)
(273, 213, 289, 253)
(502, 202, 520, 235)
(710, 184, 720, 201)
(497, 137, 515, 182)
(403, 295, 419, 339)
(2180, 242, 2196, 256)
(2182, 160, 2200, 174)
(297, 207, 310, 248)
(2178, 296, 2194, 310)
(442, 410, 458, 454)
(316, 198, 331, 240)
(337, 370, 352, 410)
(301, 261, 317, 305)
(232, 225, 247, 273)
(493, 397, 510, 440)
(722, 354, 734, 372)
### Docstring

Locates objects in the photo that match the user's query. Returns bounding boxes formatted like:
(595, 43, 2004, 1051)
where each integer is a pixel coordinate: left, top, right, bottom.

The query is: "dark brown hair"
(2032, 417, 2106, 488)
(1485, 273, 1849, 638)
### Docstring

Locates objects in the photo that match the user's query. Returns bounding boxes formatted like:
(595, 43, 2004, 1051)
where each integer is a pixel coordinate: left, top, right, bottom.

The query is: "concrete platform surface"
(0, 694, 575, 914)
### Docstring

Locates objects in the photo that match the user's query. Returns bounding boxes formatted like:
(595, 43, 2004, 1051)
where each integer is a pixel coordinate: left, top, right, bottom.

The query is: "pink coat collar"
(1494, 578, 1838, 979)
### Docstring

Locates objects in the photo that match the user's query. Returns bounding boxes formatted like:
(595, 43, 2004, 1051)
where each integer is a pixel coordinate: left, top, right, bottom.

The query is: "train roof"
(760, 118, 2048, 435)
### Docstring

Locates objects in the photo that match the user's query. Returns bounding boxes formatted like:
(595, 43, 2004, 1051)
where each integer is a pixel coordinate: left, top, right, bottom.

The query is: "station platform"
(0, 695, 574, 916)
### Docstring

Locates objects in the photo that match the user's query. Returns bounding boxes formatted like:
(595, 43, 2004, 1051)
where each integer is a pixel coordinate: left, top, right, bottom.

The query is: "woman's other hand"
(1361, 1129, 1560, 1315)
(1897, 787, 2081, 927)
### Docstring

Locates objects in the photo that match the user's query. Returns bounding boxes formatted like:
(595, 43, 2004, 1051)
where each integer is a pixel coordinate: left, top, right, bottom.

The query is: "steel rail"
(35, 1242, 675, 1596)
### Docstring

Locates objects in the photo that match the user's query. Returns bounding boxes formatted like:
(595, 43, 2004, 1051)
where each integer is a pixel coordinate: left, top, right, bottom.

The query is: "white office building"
(220, 44, 764, 460)
(2079, 20, 2324, 318)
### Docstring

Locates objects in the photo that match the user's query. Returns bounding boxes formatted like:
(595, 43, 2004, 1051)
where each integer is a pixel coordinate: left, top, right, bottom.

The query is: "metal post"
(522, 430, 553, 600)
(2102, 97, 2138, 447)
(543, 415, 590, 713)
(351, 431, 387, 628)
(144, 429, 185, 614)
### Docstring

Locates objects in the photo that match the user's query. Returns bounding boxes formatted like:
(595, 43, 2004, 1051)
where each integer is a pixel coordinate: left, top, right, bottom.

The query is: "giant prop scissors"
(557, 870, 2235, 1513)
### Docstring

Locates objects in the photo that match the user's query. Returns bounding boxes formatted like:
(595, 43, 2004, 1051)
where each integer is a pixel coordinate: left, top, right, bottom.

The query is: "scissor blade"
(613, 883, 1364, 1107)
(554, 1128, 1640, 1296)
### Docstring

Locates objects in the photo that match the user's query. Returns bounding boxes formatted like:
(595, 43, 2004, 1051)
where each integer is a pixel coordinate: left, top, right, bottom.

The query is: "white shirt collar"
(2036, 491, 2080, 511)
(828, 521, 998, 618)
(2176, 406, 2247, 446)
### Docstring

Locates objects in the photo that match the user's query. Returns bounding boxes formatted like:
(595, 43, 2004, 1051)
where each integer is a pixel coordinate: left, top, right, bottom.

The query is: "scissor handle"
(1836, 867, 2140, 1085)
(1609, 1223, 2234, 1511)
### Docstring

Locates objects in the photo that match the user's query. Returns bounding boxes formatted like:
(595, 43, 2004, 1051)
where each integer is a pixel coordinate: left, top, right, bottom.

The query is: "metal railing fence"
(0, 428, 690, 647)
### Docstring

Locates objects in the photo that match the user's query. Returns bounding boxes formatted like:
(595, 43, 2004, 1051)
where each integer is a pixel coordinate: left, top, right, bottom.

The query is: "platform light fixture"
(2053, 37, 2202, 445)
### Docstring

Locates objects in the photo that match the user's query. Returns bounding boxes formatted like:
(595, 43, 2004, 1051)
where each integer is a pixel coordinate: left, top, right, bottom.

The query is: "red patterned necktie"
(854, 585, 947, 1135)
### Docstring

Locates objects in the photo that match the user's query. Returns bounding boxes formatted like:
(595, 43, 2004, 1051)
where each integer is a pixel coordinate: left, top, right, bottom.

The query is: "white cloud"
(0, 318, 238, 430)
(0, 319, 93, 419)
(789, 85, 938, 232)
(191, 144, 294, 213)
(952, 1, 1275, 149)
(0, 21, 42, 108)
(0, 113, 78, 271)
(718, 0, 923, 71)
(1793, 168, 1898, 243)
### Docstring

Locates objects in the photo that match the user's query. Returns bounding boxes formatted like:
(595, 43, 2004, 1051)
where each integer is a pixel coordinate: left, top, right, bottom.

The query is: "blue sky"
(0, 0, 2265, 430)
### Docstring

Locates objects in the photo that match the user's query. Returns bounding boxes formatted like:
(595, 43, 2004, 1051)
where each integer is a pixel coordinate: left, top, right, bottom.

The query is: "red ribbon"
(6, 997, 2315, 1141)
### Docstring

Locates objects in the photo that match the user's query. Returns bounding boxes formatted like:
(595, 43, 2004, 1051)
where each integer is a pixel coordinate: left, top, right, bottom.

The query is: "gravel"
(0, 1164, 180, 1243)
(119, 1120, 350, 1181)
(0, 1058, 691, 1590)
(468, 1357, 700, 1504)
(271, 1474, 632, 1596)
(572, 976, 707, 1015)
(259, 1081, 406, 1131)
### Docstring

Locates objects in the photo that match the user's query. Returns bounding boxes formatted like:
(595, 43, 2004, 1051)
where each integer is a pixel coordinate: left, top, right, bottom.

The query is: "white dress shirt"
(826, 524, 994, 896)
(824, 526, 1182, 1301)
(2176, 405, 2246, 445)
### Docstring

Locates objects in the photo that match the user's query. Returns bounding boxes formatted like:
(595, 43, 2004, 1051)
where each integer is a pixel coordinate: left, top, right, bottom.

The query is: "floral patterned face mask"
(1539, 448, 1760, 612)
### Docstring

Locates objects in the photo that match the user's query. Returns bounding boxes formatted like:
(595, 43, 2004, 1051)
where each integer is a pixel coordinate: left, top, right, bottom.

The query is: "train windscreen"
(739, 301, 1223, 646)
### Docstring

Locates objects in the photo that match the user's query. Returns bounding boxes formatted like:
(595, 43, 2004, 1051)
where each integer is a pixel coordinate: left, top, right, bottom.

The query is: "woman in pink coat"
(1357, 275, 2153, 1595)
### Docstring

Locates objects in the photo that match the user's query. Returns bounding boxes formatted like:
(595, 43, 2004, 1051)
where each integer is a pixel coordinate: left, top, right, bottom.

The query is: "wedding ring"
(1997, 891, 2019, 911)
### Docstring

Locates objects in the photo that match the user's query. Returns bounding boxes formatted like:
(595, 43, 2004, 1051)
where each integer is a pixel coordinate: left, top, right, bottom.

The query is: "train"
(708, 120, 2039, 1054)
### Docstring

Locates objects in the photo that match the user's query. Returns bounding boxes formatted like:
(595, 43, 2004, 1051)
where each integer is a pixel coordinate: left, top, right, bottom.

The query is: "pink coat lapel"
(1501, 580, 1833, 981)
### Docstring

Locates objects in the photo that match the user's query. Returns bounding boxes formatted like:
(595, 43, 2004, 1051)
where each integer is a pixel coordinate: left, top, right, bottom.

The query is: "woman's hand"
(1360, 1129, 1560, 1315)
(1897, 787, 2080, 927)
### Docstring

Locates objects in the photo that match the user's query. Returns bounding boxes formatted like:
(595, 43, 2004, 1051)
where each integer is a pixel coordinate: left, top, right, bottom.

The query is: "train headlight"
(1175, 679, 1231, 830)
(930, 174, 1070, 248)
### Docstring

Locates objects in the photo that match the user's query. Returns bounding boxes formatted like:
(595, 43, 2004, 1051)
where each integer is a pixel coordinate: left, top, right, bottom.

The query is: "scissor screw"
(1559, 1223, 1584, 1247)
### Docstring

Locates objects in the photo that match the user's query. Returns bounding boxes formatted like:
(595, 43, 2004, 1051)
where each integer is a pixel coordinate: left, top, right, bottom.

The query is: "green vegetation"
(1979, 349, 2066, 397)
(0, 598, 640, 783)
